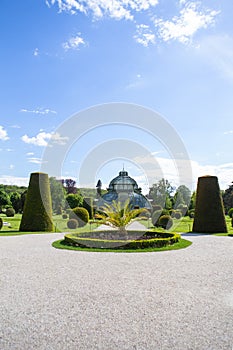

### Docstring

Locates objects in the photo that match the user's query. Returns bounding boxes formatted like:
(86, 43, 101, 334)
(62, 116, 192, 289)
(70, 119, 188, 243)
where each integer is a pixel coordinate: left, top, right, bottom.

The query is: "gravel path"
(0, 233, 233, 350)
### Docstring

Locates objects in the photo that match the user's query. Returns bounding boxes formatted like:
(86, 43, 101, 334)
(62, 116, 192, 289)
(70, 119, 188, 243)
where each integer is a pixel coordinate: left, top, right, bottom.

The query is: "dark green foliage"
(174, 185, 191, 208)
(69, 207, 89, 227)
(67, 219, 79, 229)
(176, 204, 188, 216)
(228, 208, 233, 218)
(66, 193, 83, 209)
(5, 207, 15, 217)
(0, 217, 3, 230)
(161, 208, 169, 216)
(158, 215, 173, 229)
(83, 197, 94, 219)
(193, 176, 227, 233)
(223, 183, 233, 213)
(0, 190, 11, 211)
(10, 192, 22, 213)
(62, 213, 68, 219)
(19, 172, 54, 232)
(232, 217, 233, 228)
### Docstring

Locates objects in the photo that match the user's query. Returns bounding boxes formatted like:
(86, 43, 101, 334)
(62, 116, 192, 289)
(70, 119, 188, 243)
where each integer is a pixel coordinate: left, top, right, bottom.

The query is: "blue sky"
(1, 0, 233, 193)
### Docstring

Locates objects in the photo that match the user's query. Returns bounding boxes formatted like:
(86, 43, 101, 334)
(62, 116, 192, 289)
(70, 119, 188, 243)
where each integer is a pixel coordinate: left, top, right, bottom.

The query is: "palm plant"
(95, 199, 148, 233)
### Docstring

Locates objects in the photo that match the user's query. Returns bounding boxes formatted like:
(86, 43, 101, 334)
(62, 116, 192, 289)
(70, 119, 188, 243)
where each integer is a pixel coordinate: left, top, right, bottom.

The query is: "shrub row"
(64, 232, 180, 250)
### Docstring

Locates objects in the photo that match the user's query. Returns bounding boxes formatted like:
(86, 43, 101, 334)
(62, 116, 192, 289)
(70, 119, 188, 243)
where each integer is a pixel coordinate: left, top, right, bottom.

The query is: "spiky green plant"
(95, 199, 148, 233)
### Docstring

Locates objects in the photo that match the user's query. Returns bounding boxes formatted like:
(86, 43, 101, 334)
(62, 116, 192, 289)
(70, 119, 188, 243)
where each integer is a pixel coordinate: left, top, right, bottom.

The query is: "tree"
(95, 199, 148, 233)
(148, 179, 175, 208)
(19, 172, 54, 232)
(49, 177, 66, 213)
(66, 193, 83, 209)
(0, 190, 11, 212)
(10, 192, 22, 213)
(222, 182, 233, 213)
(173, 185, 191, 208)
(62, 178, 77, 194)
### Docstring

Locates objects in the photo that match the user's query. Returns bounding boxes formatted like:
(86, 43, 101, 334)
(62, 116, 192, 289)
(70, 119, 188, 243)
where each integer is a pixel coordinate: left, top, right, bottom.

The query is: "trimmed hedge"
(228, 208, 233, 218)
(193, 176, 227, 233)
(69, 207, 89, 227)
(19, 172, 54, 232)
(64, 231, 180, 250)
(0, 218, 3, 230)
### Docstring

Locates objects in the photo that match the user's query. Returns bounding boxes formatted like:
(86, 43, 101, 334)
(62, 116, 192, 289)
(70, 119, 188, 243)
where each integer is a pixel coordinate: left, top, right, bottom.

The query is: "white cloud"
(0, 176, 29, 187)
(27, 157, 44, 164)
(133, 154, 233, 191)
(26, 152, 34, 156)
(46, 0, 159, 20)
(154, 2, 220, 44)
(63, 34, 85, 51)
(34, 48, 39, 56)
(0, 126, 9, 141)
(21, 131, 69, 147)
(134, 24, 155, 47)
(20, 107, 57, 115)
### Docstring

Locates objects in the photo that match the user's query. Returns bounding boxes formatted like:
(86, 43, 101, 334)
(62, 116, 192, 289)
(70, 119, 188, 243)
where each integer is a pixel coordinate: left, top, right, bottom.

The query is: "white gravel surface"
(0, 233, 233, 350)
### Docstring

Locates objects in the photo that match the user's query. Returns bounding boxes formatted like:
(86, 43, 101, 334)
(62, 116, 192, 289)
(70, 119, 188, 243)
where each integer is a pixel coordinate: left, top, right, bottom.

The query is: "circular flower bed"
(64, 230, 180, 250)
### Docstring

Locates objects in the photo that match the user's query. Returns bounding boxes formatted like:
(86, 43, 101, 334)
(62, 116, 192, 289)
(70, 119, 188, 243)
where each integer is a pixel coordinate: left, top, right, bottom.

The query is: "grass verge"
(52, 238, 192, 253)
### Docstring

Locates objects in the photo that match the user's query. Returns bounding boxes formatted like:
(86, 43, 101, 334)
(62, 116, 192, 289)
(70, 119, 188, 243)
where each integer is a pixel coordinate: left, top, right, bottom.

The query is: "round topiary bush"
(188, 209, 195, 218)
(62, 213, 68, 219)
(5, 207, 15, 217)
(158, 215, 173, 229)
(69, 207, 89, 227)
(228, 208, 233, 218)
(67, 219, 79, 229)
(173, 210, 182, 219)
(0, 217, 3, 230)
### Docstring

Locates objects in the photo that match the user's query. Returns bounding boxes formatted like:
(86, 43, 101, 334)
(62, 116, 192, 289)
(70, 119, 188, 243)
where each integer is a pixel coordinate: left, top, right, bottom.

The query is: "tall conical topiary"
(19, 172, 54, 232)
(193, 175, 227, 233)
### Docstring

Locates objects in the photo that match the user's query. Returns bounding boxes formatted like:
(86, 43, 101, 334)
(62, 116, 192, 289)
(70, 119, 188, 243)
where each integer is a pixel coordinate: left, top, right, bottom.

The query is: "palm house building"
(96, 169, 152, 210)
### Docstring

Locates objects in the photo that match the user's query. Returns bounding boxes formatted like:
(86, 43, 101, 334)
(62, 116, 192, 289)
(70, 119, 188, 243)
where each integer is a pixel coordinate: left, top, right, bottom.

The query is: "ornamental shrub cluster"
(69, 207, 89, 227)
(228, 208, 233, 218)
(0, 217, 3, 230)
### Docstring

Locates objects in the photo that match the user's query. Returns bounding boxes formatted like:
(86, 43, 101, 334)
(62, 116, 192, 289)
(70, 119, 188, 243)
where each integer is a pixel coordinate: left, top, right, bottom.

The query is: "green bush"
(158, 215, 173, 229)
(188, 209, 195, 218)
(231, 217, 233, 228)
(228, 208, 233, 218)
(69, 207, 89, 227)
(62, 213, 68, 219)
(67, 219, 79, 229)
(173, 210, 182, 219)
(5, 207, 15, 217)
(0, 218, 3, 230)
